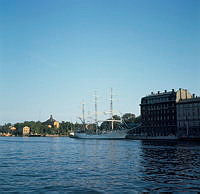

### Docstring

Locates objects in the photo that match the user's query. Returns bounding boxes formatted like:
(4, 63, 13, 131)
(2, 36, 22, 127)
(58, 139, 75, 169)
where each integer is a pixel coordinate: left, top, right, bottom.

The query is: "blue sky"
(0, 0, 199, 124)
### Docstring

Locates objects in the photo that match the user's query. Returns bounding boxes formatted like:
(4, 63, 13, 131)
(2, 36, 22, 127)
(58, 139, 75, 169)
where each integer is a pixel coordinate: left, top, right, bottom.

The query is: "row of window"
(178, 121, 200, 127)
(142, 95, 176, 104)
(177, 103, 200, 108)
(142, 110, 175, 115)
(177, 109, 200, 118)
(144, 122, 176, 127)
(143, 116, 175, 120)
(141, 103, 175, 110)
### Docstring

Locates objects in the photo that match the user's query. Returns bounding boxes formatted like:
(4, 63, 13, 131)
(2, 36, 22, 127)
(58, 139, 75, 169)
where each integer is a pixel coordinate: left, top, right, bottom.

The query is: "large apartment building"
(140, 88, 192, 135)
(177, 96, 200, 137)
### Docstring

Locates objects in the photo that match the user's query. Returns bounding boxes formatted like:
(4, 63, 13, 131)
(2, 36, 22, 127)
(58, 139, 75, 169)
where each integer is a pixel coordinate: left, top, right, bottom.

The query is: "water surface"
(0, 137, 200, 193)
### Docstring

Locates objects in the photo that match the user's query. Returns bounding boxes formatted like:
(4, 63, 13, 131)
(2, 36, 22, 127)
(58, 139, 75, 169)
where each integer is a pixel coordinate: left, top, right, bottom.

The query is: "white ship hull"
(71, 130, 128, 139)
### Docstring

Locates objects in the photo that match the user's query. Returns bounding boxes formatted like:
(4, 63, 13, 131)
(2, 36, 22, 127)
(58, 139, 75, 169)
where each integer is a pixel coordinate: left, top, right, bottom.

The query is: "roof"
(177, 97, 200, 104)
(142, 90, 175, 99)
(43, 115, 56, 124)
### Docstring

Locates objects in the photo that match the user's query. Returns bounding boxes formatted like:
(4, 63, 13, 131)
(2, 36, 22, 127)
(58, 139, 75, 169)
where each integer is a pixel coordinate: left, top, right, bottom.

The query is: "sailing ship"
(69, 89, 128, 139)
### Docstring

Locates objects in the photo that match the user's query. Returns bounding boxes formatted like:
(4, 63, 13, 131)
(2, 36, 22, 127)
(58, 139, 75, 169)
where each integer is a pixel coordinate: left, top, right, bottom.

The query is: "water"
(0, 137, 200, 193)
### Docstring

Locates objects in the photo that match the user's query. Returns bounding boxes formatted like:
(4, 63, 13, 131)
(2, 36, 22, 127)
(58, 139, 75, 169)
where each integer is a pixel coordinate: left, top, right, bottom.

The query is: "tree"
(134, 115, 141, 124)
(122, 113, 135, 123)
(100, 115, 121, 130)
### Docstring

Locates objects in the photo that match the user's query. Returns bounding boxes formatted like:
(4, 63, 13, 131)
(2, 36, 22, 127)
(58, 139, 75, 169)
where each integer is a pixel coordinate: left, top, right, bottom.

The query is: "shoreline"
(1, 135, 200, 141)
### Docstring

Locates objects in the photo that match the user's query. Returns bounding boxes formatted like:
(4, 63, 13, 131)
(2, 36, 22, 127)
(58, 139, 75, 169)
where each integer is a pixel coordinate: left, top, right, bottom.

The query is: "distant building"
(3, 133, 12, 136)
(140, 88, 192, 136)
(23, 126, 30, 135)
(53, 121, 60, 128)
(9, 126, 16, 131)
(43, 115, 59, 128)
(177, 96, 200, 136)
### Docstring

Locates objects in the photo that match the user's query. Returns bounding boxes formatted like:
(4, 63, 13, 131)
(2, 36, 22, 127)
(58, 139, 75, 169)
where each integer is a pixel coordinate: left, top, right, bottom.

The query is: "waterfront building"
(9, 126, 16, 131)
(140, 88, 192, 136)
(23, 126, 30, 136)
(177, 96, 200, 137)
(2, 132, 12, 136)
(43, 115, 60, 129)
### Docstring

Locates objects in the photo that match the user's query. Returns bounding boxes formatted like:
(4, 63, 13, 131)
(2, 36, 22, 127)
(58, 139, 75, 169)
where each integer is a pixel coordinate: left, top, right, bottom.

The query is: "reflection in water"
(140, 140, 200, 192)
(0, 137, 200, 193)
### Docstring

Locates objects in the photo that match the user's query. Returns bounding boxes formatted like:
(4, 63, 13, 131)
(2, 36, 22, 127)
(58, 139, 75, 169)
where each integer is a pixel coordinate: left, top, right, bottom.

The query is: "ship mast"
(108, 88, 122, 130)
(110, 88, 113, 118)
(82, 102, 85, 125)
(94, 91, 98, 130)
(110, 88, 114, 130)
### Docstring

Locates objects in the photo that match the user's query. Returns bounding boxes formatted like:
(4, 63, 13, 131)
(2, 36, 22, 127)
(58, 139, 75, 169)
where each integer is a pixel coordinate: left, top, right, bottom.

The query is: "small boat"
(69, 131, 75, 137)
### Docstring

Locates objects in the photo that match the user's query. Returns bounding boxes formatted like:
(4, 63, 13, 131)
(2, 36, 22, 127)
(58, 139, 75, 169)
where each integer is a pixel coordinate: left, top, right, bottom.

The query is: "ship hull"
(71, 130, 128, 139)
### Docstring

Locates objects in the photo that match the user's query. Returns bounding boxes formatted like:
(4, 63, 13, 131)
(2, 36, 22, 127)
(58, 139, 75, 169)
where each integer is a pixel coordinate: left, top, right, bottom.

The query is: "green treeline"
(0, 114, 141, 136)
(0, 121, 82, 136)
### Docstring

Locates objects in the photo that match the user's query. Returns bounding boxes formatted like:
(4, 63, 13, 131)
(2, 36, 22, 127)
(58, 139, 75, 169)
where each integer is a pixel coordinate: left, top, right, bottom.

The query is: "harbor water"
(0, 137, 200, 193)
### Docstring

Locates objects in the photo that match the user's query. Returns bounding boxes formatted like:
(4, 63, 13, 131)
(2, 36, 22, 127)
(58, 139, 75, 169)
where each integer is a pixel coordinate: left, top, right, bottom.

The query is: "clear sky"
(0, 0, 199, 124)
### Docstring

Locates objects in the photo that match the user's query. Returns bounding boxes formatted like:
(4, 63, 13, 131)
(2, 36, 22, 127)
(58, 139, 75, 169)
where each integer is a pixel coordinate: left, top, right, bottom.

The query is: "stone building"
(177, 96, 200, 137)
(43, 115, 60, 128)
(140, 88, 192, 136)
(23, 126, 30, 136)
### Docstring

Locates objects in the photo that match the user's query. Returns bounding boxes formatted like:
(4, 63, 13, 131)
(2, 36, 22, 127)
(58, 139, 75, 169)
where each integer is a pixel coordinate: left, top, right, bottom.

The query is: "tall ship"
(69, 89, 128, 139)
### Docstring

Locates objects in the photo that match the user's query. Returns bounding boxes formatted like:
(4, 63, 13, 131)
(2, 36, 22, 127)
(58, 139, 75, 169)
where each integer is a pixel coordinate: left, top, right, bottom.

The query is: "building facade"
(9, 126, 16, 131)
(140, 88, 192, 136)
(23, 126, 30, 136)
(53, 121, 60, 128)
(177, 97, 200, 137)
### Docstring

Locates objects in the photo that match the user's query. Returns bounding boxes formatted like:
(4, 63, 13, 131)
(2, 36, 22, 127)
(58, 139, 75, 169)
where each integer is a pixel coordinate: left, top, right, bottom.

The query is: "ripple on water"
(0, 137, 200, 193)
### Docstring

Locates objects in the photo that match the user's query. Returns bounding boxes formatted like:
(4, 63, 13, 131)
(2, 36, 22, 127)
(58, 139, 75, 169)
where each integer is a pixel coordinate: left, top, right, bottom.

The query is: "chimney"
(151, 92, 153, 95)
(164, 90, 167, 93)
(172, 89, 174, 92)
(193, 94, 195, 98)
(158, 91, 160, 94)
